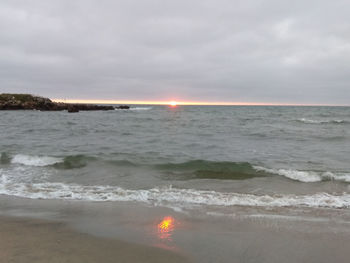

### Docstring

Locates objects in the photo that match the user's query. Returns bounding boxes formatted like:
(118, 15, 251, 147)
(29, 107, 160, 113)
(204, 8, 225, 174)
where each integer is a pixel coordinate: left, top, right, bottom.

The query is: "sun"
(170, 101, 177, 107)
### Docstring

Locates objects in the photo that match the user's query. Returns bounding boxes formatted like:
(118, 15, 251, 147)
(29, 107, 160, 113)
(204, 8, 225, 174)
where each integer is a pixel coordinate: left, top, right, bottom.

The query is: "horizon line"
(52, 99, 348, 107)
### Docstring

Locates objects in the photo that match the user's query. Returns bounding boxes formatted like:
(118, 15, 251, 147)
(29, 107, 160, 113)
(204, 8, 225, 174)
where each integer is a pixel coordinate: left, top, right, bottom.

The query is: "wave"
(3, 154, 350, 183)
(155, 161, 350, 182)
(106, 159, 139, 167)
(3, 154, 92, 169)
(53, 155, 95, 169)
(0, 153, 11, 164)
(11, 154, 63, 167)
(155, 160, 269, 180)
(1, 156, 350, 208)
(254, 166, 350, 183)
(296, 118, 348, 124)
(0, 177, 349, 209)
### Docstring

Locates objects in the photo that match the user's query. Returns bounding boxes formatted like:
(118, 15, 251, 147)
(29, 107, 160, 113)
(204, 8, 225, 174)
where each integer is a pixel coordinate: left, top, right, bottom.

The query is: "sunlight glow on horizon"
(52, 98, 344, 106)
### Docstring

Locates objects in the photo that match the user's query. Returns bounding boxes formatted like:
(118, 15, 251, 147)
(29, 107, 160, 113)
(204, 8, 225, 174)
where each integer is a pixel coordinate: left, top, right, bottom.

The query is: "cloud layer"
(1, 0, 349, 104)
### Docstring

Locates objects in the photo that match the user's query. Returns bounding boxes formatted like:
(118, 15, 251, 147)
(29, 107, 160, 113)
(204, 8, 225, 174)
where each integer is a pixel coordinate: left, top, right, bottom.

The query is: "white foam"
(130, 107, 153, 111)
(330, 173, 350, 183)
(242, 214, 331, 223)
(254, 166, 322, 182)
(298, 118, 323, 124)
(205, 212, 331, 223)
(115, 107, 152, 111)
(297, 118, 346, 124)
(254, 166, 350, 183)
(11, 154, 63, 167)
(0, 174, 349, 209)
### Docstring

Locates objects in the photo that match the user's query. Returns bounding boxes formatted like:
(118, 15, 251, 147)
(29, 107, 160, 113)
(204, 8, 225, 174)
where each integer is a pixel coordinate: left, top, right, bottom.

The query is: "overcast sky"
(1, 0, 349, 104)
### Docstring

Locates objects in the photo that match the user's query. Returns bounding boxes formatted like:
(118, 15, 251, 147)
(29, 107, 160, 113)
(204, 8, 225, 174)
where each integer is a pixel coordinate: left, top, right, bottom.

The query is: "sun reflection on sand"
(157, 216, 175, 241)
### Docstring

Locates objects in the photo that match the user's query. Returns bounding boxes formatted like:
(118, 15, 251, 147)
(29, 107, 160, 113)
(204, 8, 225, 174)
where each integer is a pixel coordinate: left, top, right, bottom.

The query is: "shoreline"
(0, 214, 191, 263)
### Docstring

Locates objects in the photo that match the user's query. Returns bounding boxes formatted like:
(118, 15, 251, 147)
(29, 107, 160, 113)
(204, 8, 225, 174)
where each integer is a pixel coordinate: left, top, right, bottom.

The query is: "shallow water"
(1, 106, 350, 211)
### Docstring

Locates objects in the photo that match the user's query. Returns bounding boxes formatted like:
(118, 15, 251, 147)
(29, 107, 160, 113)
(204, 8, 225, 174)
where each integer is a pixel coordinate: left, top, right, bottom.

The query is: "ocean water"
(1, 106, 350, 212)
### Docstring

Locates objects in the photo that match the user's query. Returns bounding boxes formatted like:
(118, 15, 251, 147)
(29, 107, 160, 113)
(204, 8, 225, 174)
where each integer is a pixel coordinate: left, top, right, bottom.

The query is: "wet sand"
(1, 196, 350, 263)
(0, 216, 190, 263)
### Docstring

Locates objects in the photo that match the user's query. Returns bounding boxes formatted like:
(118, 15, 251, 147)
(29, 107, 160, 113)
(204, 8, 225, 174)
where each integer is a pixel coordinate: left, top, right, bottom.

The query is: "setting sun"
(170, 101, 177, 107)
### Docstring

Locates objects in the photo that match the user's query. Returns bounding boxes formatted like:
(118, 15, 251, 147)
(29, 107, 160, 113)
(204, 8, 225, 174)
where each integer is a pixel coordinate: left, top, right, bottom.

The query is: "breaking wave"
(1, 155, 350, 209)
(3, 154, 92, 169)
(11, 154, 63, 167)
(2, 154, 350, 183)
(254, 166, 350, 183)
(53, 155, 95, 169)
(155, 160, 350, 182)
(0, 175, 349, 209)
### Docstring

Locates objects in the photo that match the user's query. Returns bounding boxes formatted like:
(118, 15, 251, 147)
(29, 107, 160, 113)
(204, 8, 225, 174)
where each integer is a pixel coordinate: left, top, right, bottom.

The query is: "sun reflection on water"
(157, 216, 175, 241)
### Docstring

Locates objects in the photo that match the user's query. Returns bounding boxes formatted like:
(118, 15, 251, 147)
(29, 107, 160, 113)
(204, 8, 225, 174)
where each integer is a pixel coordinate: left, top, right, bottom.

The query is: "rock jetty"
(0, 94, 128, 112)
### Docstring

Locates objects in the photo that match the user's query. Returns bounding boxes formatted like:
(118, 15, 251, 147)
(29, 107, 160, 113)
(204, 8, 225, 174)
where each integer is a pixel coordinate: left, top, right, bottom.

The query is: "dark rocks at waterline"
(0, 94, 56, 110)
(64, 104, 115, 112)
(0, 94, 119, 112)
(67, 106, 80, 113)
(115, 105, 130, 109)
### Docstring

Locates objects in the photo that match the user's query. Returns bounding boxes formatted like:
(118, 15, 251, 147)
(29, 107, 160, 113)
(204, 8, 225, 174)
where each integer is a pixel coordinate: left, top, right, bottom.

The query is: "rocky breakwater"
(0, 94, 125, 112)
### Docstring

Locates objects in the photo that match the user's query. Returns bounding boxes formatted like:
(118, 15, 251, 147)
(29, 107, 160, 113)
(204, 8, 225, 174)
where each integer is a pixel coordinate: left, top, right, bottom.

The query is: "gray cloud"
(0, 0, 349, 104)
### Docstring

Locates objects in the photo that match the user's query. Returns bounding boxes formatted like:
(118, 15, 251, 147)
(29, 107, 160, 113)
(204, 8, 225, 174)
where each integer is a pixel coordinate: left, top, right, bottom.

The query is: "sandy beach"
(0, 215, 191, 263)
(0, 196, 350, 263)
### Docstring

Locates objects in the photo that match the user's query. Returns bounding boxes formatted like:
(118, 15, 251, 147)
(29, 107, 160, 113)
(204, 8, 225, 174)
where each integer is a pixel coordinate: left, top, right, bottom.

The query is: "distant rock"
(0, 94, 117, 112)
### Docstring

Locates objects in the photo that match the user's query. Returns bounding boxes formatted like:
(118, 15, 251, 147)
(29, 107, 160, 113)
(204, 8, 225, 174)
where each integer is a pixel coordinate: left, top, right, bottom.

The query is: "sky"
(0, 0, 350, 105)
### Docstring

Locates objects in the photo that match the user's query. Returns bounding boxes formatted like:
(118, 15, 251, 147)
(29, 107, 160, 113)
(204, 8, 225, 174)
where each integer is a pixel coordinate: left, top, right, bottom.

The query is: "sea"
(1, 105, 350, 214)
